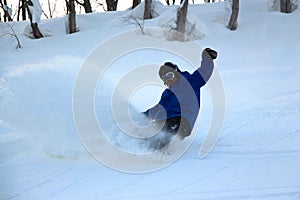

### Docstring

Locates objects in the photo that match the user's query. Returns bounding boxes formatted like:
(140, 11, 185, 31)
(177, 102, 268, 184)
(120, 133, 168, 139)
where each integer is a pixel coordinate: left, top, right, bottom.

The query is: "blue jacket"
(144, 56, 214, 129)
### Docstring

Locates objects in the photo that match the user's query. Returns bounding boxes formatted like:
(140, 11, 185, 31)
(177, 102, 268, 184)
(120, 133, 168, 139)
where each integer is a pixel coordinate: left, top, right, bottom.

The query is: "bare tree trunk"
(280, 0, 292, 13)
(83, 0, 92, 13)
(67, 0, 77, 33)
(0, 0, 13, 21)
(176, 0, 188, 34)
(47, 0, 52, 18)
(26, 0, 43, 38)
(22, 0, 26, 20)
(17, 0, 26, 21)
(143, 0, 152, 19)
(75, 0, 92, 13)
(17, 0, 21, 20)
(281, 0, 286, 12)
(227, 0, 239, 31)
(132, 0, 141, 9)
(106, 0, 118, 11)
(17, 0, 27, 21)
(47, 0, 56, 18)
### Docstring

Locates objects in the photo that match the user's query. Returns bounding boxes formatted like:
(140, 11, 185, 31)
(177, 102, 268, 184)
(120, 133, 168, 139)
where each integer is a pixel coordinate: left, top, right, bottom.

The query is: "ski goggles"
(161, 72, 175, 81)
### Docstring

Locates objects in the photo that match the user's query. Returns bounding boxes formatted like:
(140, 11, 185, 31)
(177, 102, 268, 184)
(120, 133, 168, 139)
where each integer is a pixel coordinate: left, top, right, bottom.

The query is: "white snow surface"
(1, 1, 300, 199)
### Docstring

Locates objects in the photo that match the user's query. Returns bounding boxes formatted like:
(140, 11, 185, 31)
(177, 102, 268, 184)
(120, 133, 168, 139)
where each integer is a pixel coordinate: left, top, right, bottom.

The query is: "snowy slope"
(1, 0, 300, 199)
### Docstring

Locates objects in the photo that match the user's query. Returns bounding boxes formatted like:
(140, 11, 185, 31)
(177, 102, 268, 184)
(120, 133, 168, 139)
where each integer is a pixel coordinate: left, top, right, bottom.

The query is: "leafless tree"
(165, 0, 176, 5)
(93, 1, 106, 11)
(1, 23, 22, 48)
(46, 0, 58, 18)
(106, 0, 118, 11)
(66, 0, 77, 33)
(144, 0, 152, 19)
(0, 0, 13, 21)
(26, 0, 43, 38)
(280, 0, 292, 13)
(268, 0, 297, 13)
(123, 14, 145, 34)
(17, 0, 27, 21)
(227, 0, 239, 30)
(75, 0, 92, 13)
(132, 0, 141, 9)
(176, 0, 188, 34)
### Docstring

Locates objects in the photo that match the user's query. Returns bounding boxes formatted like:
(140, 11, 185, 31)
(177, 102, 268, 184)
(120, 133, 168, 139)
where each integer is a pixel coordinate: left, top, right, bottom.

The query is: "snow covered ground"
(1, 1, 300, 199)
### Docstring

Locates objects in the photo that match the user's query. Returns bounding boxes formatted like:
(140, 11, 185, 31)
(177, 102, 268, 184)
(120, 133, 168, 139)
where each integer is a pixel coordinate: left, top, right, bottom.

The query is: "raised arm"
(197, 48, 217, 83)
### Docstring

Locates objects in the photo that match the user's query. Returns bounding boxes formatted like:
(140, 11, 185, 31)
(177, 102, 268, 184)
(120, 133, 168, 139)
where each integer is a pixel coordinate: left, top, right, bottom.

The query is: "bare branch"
(122, 15, 145, 35)
(95, 1, 106, 12)
(132, 0, 141, 9)
(43, 9, 49, 18)
(0, 0, 13, 21)
(144, 0, 152, 19)
(75, 0, 84, 6)
(1, 23, 22, 49)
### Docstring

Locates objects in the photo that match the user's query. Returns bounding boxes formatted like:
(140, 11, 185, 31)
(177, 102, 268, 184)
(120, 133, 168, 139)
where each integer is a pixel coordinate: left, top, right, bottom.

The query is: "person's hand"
(202, 48, 218, 60)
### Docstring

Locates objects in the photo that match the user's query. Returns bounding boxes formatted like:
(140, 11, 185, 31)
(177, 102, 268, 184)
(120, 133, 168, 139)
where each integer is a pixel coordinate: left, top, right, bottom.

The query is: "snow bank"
(157, 7, 206, 40)
(122, 1, 206, 40)
(122, 0, 165, 20)
(21, 0, 208, 41)
(0, 55, 86, 159)
(23, 16, 68, 38)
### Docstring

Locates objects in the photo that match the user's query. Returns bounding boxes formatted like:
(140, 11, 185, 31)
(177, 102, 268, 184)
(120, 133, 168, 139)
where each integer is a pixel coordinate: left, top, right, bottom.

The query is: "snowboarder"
(144, 48, 217, 149)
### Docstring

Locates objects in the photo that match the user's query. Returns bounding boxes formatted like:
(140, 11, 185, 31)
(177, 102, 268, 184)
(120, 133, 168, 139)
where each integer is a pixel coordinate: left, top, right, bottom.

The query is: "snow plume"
(0, 56, 85, 159)
(0, 77, 13, 129)
(27, 0, 43, 23)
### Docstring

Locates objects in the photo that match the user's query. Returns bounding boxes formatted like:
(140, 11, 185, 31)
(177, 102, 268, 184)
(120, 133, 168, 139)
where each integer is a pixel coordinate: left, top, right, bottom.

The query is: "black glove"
(202, 48, 218, 60)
